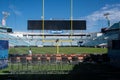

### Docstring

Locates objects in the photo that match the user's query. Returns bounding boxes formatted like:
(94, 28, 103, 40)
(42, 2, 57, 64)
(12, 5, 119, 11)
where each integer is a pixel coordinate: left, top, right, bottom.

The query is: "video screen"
(28, 20, 86, 30)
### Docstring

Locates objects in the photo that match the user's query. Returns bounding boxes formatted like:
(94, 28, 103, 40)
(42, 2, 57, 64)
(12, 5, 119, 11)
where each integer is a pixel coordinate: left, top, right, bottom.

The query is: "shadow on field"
(0, 63, 120, 80)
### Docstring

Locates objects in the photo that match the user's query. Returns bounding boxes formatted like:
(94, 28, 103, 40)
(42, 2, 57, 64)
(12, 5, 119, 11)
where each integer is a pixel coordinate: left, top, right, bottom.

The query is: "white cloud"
(101, 4, 109, 10)
(9, 4, 22, 16)
(82, 4, 120, 32)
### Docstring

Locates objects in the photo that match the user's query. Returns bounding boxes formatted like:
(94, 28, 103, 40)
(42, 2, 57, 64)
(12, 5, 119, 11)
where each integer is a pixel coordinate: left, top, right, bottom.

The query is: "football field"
(9, 47, 107, 54)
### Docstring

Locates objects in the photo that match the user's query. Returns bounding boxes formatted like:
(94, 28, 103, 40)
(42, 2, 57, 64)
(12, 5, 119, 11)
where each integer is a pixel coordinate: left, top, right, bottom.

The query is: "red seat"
(56, 56, 62, 60)
(68, 56, 72, 60)
(78, 56, 84, 60)
(26, 56, 32, 61)
(46, 57, 50, 60)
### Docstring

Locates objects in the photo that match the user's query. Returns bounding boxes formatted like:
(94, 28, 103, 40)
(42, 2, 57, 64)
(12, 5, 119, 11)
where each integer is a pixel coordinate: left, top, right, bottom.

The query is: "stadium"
(0, 0, 120, 80)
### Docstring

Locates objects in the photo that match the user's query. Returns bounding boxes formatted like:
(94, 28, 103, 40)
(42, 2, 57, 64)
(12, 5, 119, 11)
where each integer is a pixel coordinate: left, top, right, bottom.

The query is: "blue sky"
(0, 0, 120, 32)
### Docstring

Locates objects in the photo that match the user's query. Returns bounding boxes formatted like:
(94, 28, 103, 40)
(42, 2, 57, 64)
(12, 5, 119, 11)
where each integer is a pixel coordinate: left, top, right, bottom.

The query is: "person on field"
(28, 48, 32, 55)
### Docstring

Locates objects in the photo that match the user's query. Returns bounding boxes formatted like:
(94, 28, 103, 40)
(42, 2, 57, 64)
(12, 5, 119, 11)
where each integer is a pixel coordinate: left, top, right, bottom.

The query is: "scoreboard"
(28, 20, 86, 30)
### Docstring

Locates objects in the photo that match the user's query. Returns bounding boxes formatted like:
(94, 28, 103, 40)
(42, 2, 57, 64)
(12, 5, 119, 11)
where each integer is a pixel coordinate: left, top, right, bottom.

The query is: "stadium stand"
(82, 22, 120, 47)
(0, 32, 90, 47)
(0, 33, 30, 47)
(0, 22, 119, 48)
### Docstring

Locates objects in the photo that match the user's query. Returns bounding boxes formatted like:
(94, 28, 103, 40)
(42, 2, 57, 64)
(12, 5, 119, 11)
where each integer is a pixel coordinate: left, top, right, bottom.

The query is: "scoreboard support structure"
(42, 0, 45, 42)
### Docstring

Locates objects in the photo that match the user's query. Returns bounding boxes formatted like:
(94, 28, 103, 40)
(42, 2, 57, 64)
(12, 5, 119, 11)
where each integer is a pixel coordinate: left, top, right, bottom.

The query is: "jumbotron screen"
(27, 20, 86, 30)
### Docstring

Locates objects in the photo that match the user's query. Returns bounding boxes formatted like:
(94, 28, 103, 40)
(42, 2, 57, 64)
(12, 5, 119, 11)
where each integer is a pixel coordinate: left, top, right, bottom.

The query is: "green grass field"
(1, 63, 120, 80)
(9, 47, 107, 54)
(0, 63, 74, 74)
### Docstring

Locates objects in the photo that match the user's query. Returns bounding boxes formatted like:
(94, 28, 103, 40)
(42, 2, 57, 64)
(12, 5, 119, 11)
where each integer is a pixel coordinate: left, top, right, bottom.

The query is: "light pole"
(2, 11, 10, 26)
(104, 13, 110, 27)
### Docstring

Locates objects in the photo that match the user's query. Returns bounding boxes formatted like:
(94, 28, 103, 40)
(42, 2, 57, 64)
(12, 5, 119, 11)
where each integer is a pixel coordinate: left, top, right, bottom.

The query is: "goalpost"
(41, 0, 73, 54)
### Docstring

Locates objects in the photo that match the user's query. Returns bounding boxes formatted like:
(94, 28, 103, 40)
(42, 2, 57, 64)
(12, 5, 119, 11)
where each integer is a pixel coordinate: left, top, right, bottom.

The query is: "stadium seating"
(0, 22, 119, 47)
(82, 22, 120, 47)
(9, 54, 86, 64)
(0, 33, 30, 46)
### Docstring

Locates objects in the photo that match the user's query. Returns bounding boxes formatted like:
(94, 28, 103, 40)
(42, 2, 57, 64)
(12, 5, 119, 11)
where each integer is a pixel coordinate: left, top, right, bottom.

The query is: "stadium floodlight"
(2, 11, 10, 26)
(104, 13, 110, 27)
(104, 12, 109, 15)
(2, 11, 10, 16)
